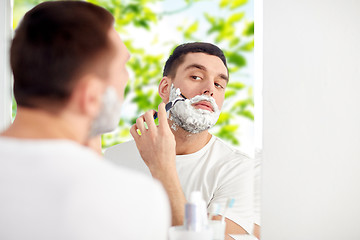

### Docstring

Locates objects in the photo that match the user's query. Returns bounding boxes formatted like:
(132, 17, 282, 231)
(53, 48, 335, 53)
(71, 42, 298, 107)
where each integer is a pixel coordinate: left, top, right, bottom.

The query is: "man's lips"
(192, 101, 214, 112)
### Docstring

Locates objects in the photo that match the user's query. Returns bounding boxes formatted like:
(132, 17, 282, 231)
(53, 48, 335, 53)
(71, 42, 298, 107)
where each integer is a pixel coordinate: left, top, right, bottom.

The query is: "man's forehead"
(182, 52, 225, 66)
(180, 53, 228, 78)
(109, 28, 130, 60)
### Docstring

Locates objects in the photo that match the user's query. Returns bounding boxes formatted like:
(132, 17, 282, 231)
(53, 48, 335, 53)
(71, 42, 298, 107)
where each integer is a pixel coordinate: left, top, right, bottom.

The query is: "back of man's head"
(11, 1, 114, 110)
(162, 42, 228, 78)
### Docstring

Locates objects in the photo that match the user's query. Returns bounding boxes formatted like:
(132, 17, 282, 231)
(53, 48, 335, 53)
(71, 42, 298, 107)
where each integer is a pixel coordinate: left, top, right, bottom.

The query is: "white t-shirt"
(253, 149, 262, 226)
(105, 135, 255, 234)
(0, 137, 170, 240)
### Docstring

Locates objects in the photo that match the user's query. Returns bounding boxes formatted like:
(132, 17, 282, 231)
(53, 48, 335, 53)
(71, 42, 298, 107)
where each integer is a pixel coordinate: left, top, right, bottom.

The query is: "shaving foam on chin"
(168, 85, 220, 134)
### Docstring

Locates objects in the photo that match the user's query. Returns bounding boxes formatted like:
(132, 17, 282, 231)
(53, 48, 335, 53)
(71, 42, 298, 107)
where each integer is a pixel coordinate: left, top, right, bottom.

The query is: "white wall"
(0, 0, 13, 132)
(262, 0, 360, 239)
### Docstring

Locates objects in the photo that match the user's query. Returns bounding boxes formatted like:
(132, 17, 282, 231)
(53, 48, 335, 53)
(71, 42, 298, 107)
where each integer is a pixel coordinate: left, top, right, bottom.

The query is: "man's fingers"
(130, 124, 140, 140)
(135, 115, 146, 134)
(144, 110, 157, 131)
(134, 105, 166, 137)
(157, 102, 168, 126)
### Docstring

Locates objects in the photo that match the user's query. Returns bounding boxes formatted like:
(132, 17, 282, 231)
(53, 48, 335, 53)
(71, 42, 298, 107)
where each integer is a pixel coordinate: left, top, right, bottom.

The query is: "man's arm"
(212, 216, 260, 239)
(130, 102, 186, 226)
(212, 215, 247, 236)
(151, 166, 186, 226)
(208, 154, 255, 237)
(253, 223, 260, 239)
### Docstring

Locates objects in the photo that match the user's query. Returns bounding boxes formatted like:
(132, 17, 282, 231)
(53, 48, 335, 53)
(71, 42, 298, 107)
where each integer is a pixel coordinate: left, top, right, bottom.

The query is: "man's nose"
(203, 90, 213, 96)
(203, 81, 214, 96)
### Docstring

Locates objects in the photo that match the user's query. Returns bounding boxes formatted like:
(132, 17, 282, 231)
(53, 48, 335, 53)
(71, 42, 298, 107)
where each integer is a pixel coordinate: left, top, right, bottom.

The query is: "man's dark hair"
(163, 42, 228, 78)
(10, 1, 115, 109)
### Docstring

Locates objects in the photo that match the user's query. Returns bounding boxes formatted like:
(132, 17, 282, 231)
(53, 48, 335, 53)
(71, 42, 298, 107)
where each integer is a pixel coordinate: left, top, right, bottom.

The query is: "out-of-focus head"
(10, 1, 115, 111)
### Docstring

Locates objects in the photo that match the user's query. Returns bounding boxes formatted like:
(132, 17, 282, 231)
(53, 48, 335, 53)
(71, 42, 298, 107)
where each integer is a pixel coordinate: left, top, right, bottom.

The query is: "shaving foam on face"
(169, 84, 220, 134)
(169, 84, 182, 101)
(89, 86, 123, 137)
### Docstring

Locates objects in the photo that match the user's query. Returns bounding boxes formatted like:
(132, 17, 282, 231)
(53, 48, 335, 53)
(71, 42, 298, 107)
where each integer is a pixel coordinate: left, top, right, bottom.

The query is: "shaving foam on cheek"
(169, 85, 221, 134)
(168, 84, 182, 131)
(169, 84, 182, 102)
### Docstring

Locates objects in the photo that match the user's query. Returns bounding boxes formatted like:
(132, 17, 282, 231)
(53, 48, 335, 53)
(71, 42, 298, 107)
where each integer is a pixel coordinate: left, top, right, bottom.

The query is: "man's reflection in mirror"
(105, 42, 260, 238)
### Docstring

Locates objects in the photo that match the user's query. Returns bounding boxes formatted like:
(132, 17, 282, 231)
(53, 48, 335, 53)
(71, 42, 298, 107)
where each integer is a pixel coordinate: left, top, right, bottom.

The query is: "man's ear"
(158, 76, 171, 103)
(71, 75, 104, 118)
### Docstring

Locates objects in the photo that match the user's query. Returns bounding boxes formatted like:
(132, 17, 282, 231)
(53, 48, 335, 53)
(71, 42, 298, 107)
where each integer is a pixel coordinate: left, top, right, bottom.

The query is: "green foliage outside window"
(13, 0, 254, 149)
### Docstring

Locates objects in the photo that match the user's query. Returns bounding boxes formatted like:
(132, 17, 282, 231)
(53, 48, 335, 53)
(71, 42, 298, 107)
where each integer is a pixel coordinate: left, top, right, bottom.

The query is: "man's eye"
(215, 83, 224, 89)
(191, 76, 201, 80)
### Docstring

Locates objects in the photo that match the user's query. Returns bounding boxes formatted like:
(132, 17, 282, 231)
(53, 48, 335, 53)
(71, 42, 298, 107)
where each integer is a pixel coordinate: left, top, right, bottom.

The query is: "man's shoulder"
(211, 136, 251, 161)
(0, 137, 101, 163)
(0, 137, 164, 201)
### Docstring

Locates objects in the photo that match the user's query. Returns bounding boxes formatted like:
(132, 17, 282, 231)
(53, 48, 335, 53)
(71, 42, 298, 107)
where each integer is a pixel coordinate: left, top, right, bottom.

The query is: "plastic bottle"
(184, 191, 208, 232)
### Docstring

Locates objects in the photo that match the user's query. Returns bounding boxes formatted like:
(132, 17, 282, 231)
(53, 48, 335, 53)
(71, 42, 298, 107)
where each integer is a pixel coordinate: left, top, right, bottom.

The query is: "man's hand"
(130, 102, 176, 177)
(130, 102, 186, 226)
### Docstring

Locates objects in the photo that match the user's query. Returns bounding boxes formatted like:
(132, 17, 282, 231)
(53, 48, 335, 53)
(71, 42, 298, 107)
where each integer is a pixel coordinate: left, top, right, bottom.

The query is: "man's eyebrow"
(184, 63, 207, 72)
(219, 73, 229, 82)
(184, 63, 229, 82)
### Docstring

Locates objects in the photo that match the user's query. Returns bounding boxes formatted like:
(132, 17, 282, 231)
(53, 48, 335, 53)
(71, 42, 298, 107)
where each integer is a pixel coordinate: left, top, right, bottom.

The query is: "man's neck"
(1, 107, 87, 144)
(170, 121, 212, 155)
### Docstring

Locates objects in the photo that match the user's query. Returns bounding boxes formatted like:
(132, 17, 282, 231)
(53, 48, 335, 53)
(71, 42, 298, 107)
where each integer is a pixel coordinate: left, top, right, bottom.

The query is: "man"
(105, 42, 257, 237)
(0, 2, 170, 239)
